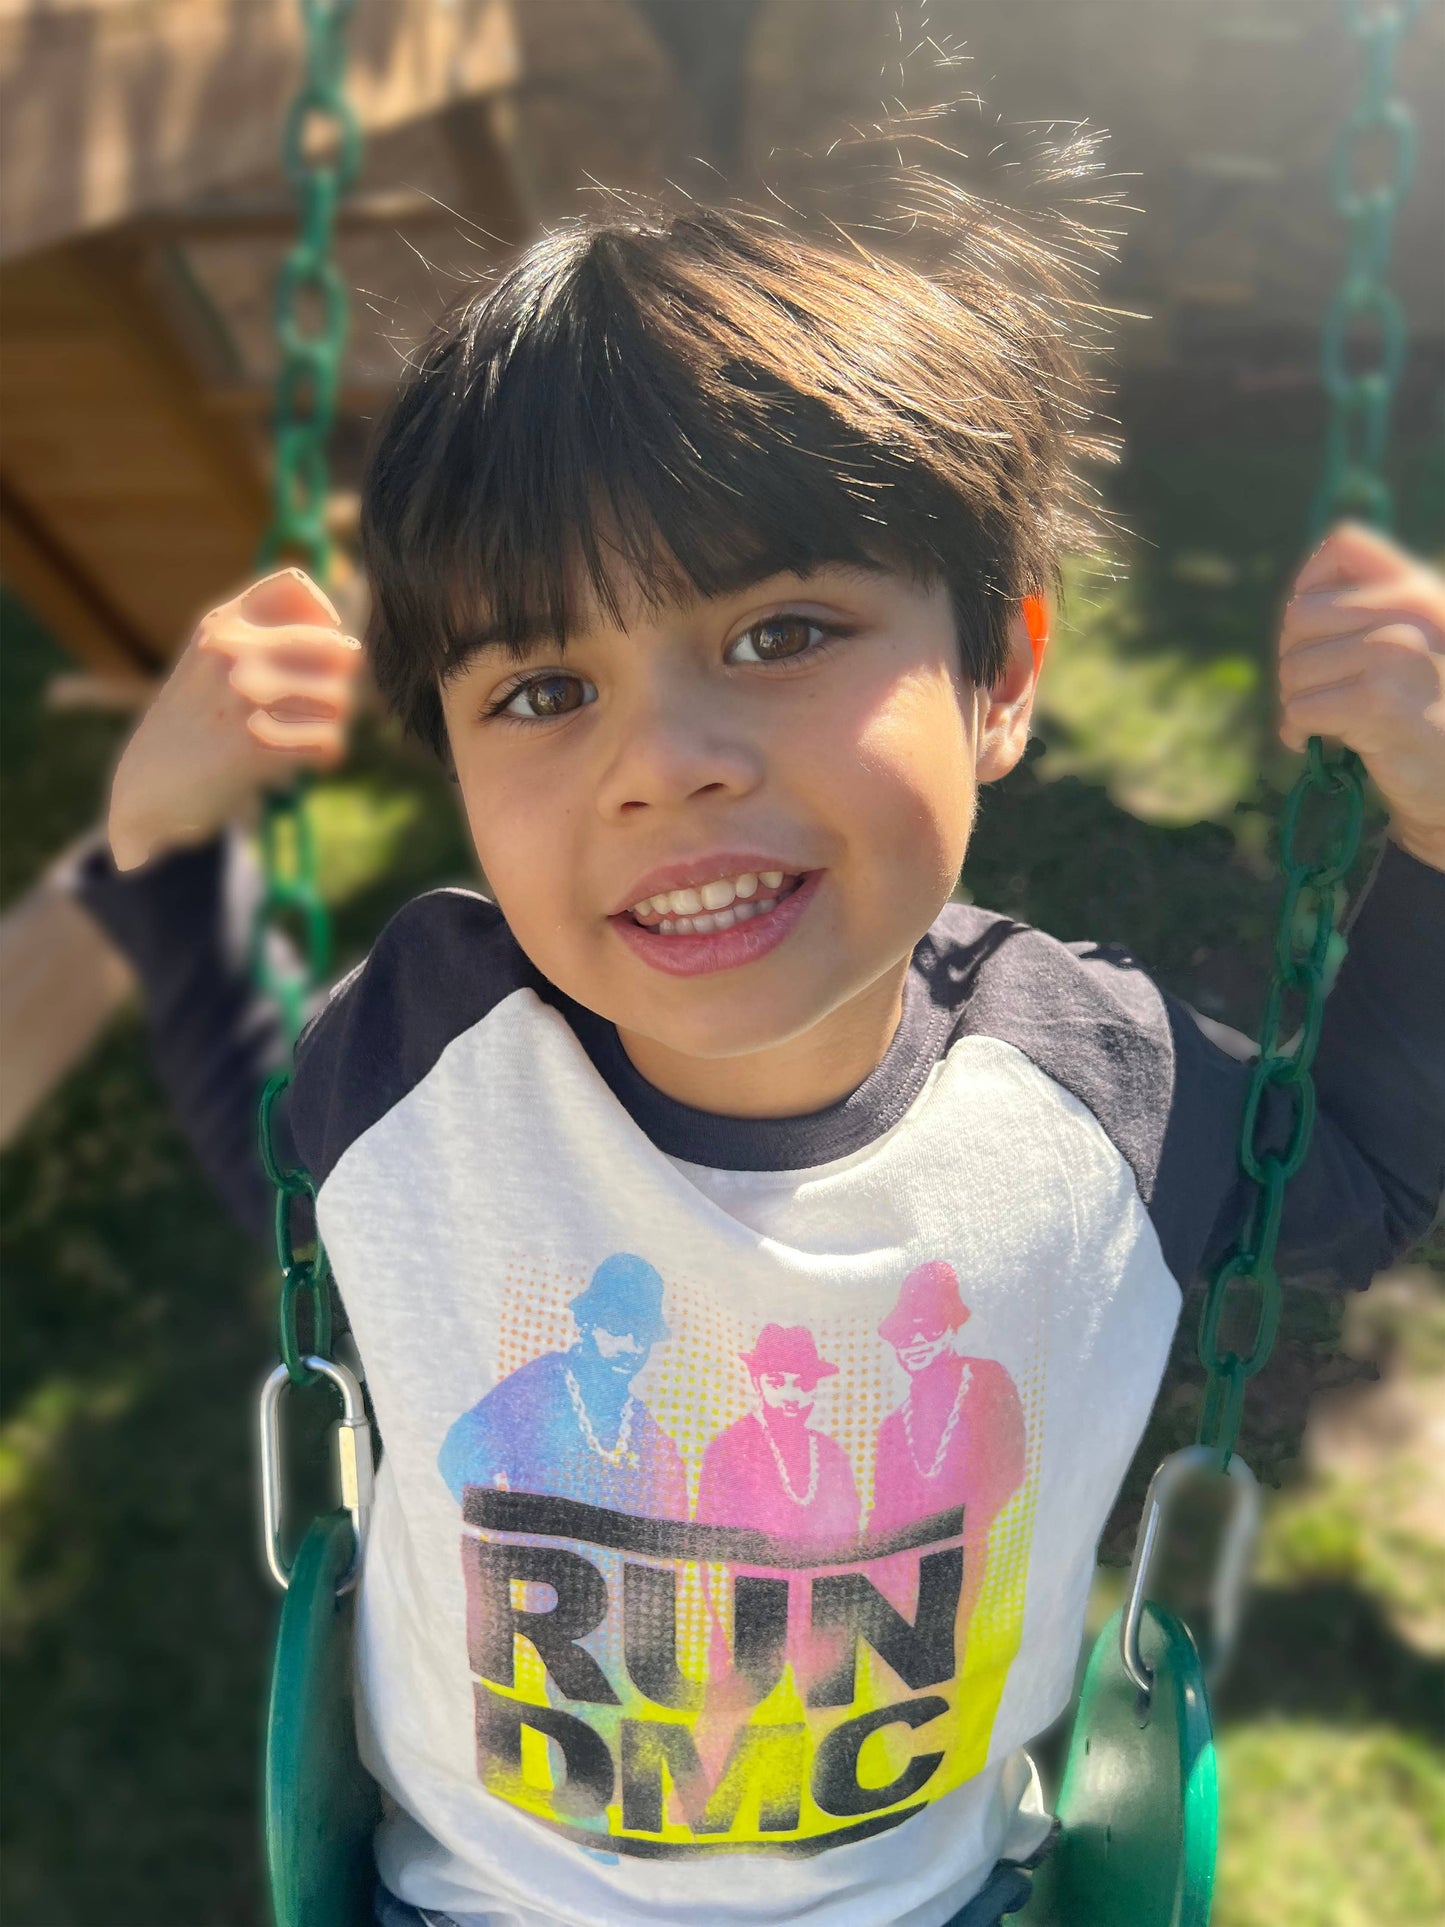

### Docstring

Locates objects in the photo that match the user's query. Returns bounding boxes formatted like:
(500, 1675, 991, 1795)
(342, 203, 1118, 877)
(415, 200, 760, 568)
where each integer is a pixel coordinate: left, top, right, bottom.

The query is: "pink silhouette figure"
(696, 1325, 859, 1541)
(869, 1262, 1025, 1644)
(693, 1327, 860, 1732)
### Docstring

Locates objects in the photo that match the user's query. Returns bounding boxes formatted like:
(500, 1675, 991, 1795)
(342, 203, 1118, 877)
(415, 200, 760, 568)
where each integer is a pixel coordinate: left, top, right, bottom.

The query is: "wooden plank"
(204, 380, 396, 419)
(0, 856, 135, 1150)
(139, 185, 464, 245)
(0, 481, 157, 672)
(0, 0, 522, 261)
(437, 94, 533, 246)
(0, 240, 271, 665)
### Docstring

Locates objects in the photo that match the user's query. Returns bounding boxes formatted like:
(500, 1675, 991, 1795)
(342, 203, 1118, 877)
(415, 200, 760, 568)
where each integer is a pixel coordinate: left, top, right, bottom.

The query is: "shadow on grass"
(0, 1024, 275, 1927)
(1217, 1580, 1445, 1739)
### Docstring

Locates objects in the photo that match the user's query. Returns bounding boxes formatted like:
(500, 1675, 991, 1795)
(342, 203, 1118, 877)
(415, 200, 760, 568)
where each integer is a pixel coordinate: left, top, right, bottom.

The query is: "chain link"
(259, 0, 360, 580)
(259, 1068, 335, 1386)
(251, 782, 333, 1051)
(252, 0, 358, 1406)
(1198, 0, 1416, 1466)
(1311, 0, 1419, 539)
(250, 0, 358, 1060)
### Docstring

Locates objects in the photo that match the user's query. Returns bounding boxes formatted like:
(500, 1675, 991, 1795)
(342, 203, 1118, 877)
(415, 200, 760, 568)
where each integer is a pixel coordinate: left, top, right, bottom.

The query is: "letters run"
(461, 1496, 971, 1857)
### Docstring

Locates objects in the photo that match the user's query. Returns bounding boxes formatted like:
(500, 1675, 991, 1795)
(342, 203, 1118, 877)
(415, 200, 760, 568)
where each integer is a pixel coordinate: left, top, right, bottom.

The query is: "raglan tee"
(72, 837, 1445, 1927)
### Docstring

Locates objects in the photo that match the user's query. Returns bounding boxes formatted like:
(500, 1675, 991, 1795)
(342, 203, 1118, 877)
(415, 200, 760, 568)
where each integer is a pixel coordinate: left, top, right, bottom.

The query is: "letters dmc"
(460, 1490, 971, 1853)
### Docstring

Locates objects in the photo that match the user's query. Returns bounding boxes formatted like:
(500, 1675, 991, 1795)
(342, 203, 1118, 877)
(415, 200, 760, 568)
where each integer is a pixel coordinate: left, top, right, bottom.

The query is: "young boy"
(88, 201, 1445, 1926)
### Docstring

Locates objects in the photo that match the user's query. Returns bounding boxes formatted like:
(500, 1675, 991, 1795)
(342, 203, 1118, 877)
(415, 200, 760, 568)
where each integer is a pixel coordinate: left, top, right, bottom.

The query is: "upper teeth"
(632, 871, 787, 920)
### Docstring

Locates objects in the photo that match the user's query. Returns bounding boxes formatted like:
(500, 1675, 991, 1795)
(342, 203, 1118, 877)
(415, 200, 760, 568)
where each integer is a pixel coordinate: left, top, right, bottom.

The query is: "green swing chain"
(241, 1, 1418, 1438)
(253, 0, 360, 1391)
(1195, 0, 1418, 1469)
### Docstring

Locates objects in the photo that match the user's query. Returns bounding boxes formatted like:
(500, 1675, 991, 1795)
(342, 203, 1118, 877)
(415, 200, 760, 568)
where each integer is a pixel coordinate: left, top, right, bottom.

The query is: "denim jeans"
(374, 1859, 1035, 1927)
(941, 1860, 1034, 1924)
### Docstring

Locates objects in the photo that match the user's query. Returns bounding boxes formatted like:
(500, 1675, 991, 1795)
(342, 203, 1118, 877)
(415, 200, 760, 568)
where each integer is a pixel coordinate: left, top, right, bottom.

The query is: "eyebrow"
(439, 626, 556, 685)
(439, 558, 894, 685)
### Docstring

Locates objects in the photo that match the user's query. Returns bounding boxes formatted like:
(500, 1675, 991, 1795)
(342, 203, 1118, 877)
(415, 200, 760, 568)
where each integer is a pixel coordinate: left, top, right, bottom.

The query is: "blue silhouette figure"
(438, 1253, 687, 1517)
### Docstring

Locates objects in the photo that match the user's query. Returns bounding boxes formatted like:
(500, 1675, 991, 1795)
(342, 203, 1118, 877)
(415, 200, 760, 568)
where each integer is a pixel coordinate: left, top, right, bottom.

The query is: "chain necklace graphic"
(565, 1367, 640, 1469)
(761, 1414, 820, 1508)
(903, 1362, 972, 1480)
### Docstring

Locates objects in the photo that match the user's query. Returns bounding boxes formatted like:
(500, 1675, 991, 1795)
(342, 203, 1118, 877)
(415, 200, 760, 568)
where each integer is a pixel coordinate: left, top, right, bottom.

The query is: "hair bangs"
(377, 227, 936, 729)
(363, 158, 1123, 757)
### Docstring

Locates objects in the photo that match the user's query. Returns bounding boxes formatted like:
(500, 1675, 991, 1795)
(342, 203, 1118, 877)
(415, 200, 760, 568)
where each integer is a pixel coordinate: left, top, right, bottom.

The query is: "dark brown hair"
(362, 147, 1122, 758)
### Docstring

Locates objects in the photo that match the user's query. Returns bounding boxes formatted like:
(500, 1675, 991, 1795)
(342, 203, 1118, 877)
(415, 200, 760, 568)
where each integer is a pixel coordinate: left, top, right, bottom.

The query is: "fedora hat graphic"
(570, 1253, 670, 1345)
(878, 1260, 971, 1348)
(739, 1324, 839, 1389)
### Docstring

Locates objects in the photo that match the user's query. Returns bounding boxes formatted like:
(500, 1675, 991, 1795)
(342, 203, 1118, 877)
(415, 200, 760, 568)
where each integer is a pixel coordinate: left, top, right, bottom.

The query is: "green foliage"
(1039, 561, 1264, 827)
(0, 590, 129, 911)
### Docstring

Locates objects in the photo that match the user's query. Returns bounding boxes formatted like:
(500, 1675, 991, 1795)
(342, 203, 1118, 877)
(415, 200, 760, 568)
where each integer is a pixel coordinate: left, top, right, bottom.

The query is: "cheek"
(822, 664, 976, 878)
(454, 747, 584, 929)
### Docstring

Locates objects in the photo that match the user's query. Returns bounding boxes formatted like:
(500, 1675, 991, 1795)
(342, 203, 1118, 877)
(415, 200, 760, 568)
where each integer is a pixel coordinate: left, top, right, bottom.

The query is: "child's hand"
(108, 570, 363, 872)
(1279, 524, 1445, 871)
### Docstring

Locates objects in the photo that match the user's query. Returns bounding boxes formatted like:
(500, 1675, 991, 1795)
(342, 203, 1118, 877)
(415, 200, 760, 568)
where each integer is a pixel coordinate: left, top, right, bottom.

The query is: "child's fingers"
(1279, 679, 1365, 753)
(236, 569, 341, 630)
(245, 708, 348, 762)
(201, 622, 362, 673)
(1277, 620, 1432, 700)
(1278, 623, 1438, 752)
(1281, 585, 1440, 650)
(228, 656, 358, 716)
(1277, 628, 1372, 699)
(1292, 521, 1412, 594)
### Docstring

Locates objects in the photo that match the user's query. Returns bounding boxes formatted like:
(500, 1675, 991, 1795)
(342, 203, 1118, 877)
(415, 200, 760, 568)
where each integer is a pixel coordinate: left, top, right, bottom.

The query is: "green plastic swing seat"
(1015, 1604, 1217, 1927)
(265, 1511, 379, 1927)
(264, 1575, 1215, 1927)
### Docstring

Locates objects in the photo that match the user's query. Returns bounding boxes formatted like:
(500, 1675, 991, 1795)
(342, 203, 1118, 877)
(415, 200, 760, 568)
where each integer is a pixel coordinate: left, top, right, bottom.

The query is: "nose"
(593, 662, 764, 820)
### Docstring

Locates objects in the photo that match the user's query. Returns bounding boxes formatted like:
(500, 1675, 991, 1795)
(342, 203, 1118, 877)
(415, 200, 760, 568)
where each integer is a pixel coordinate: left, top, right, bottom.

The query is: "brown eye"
(500, 672, 595, 719)
(728, 616, 827, 665)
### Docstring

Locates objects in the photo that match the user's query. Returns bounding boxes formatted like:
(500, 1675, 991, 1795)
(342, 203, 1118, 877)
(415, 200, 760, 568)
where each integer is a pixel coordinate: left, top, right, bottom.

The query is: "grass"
(1, 425, 1442, 1923)
(1215, 1726, 1445, 1927)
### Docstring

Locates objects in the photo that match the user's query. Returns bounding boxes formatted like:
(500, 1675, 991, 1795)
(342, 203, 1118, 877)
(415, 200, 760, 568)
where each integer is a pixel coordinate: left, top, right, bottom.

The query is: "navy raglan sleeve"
(1151, 839, 1445, 1288)
(65, 831, 299, 1250)
(68, 829, 534, 1251)
(937, 838, 1443, 1295)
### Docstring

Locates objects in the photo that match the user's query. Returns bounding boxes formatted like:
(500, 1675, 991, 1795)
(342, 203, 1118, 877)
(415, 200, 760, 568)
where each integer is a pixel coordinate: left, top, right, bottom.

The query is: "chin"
(625, 972, 860, 1060)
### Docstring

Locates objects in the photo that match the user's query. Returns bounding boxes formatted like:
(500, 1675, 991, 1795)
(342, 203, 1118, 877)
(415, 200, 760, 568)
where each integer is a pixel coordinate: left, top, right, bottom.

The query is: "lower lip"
(609, 871, 823, 978)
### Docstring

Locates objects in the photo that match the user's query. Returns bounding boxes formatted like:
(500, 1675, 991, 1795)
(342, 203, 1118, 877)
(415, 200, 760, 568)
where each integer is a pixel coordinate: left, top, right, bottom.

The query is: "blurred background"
(1, 2, 1441, 1922)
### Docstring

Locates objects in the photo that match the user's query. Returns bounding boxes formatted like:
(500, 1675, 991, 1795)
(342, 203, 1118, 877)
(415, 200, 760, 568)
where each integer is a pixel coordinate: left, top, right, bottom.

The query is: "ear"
(976, 598, 1048, 784)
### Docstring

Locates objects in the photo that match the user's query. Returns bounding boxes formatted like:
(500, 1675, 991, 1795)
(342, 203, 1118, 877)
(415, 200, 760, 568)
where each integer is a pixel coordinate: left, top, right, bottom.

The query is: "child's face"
(439, 562, 1038, 1110)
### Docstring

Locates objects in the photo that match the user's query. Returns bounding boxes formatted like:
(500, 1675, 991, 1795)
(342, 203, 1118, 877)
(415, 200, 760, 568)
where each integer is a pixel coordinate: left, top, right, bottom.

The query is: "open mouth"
(610, 866, 821, 976)
(624, 869, 805, 938)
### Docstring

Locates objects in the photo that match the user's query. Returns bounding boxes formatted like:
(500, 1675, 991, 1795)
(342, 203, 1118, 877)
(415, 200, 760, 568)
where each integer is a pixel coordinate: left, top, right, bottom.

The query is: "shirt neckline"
(561, 940, 956, 1172)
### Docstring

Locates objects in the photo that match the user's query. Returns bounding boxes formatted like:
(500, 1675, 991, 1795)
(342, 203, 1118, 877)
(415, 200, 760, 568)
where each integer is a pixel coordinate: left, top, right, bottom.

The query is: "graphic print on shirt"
(437, 1253, 1041, 1857)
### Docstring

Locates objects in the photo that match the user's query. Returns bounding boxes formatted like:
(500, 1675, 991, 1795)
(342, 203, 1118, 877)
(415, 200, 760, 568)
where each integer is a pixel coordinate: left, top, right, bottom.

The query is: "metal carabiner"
(1120, 1443, 1260, 1703)
(259, 1354, 373, 1594)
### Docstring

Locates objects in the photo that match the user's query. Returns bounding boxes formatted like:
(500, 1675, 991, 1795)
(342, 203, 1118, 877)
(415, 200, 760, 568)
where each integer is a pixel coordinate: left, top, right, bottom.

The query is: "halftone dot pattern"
(493, 1264, 1048, 1564)
(494, 1263, 919, 1518)
(971, 1278, 1048, 1651)
(937, 1279, 1049, 1791)
(810, 1309, 894, 1527)
(474, 1254, 1046, 1837)
(494, 1258, 587, 1386)
(643, 1272, 748, 1505)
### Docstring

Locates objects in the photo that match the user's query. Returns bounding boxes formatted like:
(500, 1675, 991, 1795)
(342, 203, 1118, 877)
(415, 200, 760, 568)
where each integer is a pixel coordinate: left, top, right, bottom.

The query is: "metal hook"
(1120, 1444, 1260, 1703)
(259, 1355, 373, 1593)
